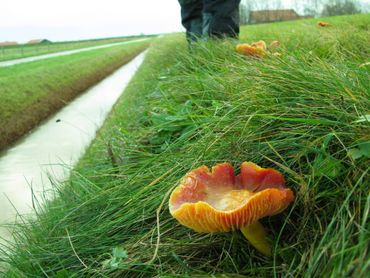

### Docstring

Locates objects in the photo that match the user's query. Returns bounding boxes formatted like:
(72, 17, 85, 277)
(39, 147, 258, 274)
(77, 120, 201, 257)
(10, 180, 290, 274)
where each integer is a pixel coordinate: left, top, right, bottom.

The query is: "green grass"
(0, 41, 150, 150)
(0, 36, 152, 62)
(1, 14, 369, 277)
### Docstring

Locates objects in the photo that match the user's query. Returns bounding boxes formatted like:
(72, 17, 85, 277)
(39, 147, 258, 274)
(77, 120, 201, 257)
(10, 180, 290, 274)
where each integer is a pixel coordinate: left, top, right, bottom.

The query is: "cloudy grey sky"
(0, 0, 369, 43)
(0, 0, 183, 42)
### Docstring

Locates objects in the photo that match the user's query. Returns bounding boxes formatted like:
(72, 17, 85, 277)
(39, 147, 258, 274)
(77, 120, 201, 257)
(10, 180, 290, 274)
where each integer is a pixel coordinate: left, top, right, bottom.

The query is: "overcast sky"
(0, 0, 183, 43)
(0, 0, 369, 43)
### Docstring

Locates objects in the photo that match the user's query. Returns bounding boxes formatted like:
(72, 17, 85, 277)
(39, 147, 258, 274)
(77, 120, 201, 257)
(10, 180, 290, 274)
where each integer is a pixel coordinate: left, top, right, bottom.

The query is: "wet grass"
(0, 41, 150, 151)
(1, 14, 369, 277)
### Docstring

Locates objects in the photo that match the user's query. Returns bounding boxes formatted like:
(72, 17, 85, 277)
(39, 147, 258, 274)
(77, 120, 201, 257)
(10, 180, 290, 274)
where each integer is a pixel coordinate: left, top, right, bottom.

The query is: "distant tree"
(240, 0, 364, 21)
(271, 0, 283, 10)
(239, 0, 251, 24)
(300, 0, 324, 17)
(252, 1, 270, 10)
(321, 0, 361, 16)
(239, 0, 286, 23)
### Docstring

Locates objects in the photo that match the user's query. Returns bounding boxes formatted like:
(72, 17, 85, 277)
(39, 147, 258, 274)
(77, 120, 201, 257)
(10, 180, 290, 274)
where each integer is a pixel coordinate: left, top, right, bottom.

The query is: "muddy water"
(0, 38, 149, 67)
(0, 52, 146, 242)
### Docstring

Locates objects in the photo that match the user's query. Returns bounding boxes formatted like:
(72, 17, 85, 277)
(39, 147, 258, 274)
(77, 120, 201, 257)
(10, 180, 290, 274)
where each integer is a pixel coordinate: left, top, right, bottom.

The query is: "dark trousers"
(178, 0, 241, 42)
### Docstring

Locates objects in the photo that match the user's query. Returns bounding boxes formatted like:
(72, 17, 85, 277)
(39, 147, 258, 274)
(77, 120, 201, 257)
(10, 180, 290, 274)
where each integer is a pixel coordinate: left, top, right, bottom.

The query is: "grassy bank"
(1, 14, 369, 277)
(0, 41, 150, 151)
(0, 36, 151, 62)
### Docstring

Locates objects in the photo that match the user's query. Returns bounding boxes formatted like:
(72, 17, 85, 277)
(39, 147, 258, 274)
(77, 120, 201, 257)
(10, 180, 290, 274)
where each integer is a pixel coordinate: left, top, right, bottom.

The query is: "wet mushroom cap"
(251, 40, 267, 50)
(169, 162, 294, 232)
(269, 40, 281, 48)
(318, 21, 330, 27)
(236, 43, 266, 57)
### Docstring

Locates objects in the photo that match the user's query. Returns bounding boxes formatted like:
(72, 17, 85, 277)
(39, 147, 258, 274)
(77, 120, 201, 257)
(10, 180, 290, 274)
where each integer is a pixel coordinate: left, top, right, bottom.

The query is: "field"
(0, 36, 151, 62)
(0, 41, 150, 151)
(1, 14, 369, 277)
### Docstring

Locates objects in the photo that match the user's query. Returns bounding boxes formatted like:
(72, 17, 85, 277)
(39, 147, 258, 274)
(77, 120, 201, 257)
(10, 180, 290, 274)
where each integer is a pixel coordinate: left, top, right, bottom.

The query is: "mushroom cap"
(318, 21, 330, 27)
(251, 40, 267, 50)
(236, 43, 267, 57)
(269, 40, 281, 48)
(169, 162, 294, 232)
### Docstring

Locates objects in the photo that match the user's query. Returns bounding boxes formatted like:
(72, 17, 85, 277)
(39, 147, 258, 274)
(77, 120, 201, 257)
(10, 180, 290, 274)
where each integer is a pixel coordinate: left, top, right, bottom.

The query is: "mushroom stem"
(240, 221, 272, 257)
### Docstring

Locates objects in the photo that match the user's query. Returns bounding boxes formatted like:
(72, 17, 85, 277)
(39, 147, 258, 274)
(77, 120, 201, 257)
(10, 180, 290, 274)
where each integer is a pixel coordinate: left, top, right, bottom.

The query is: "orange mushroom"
(251, 40, 267, 50)
(269, 40, 281, 48)
(318, 21, 330, 27)
(169, 162, 294, 256)
(236, 41, 267, 57)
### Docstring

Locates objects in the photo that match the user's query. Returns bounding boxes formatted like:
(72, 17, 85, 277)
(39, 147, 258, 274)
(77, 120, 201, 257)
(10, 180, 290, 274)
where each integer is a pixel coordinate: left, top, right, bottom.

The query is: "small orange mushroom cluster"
(236, 40, 267, 57)
(236, 40, 281, 58)
(269, 40, 280, 48)
(169, 162, 294, 256)
(318, 21, 330, 27)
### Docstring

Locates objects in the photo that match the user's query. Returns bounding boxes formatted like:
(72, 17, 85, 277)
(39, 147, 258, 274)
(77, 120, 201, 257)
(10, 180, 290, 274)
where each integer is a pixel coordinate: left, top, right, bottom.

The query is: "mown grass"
(1, 14, 369, 277)
(0, 36, 150, 62)
(0, 41, 150, 151)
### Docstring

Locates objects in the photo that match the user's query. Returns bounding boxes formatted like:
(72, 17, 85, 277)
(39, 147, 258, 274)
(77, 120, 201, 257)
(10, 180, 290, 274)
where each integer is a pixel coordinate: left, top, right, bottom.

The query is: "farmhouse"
(27, 39, 52, 44)
(249, 9, 311, 24)
(0, 41, 18, 46)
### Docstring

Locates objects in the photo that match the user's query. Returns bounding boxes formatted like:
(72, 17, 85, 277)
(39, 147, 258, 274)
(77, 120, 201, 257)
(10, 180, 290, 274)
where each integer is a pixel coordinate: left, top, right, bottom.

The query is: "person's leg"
(203, 0, 241, 38)
(178, 0, 203, 42)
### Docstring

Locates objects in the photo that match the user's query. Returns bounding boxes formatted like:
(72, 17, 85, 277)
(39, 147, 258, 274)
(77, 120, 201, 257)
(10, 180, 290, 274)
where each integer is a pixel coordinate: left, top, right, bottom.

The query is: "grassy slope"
(0, 37, 148, 62)
(1, 15, 369, 277)
(0, 41, 150, 151)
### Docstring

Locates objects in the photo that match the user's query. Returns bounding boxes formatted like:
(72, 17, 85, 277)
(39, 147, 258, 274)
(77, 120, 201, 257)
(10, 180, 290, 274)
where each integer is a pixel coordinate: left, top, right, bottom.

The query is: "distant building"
(249, 9, 311, 24)
(27, 39, 52, 44)
(0, 41, 18, 46)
